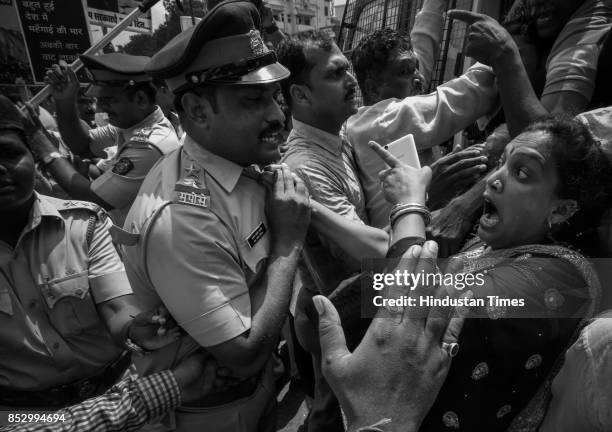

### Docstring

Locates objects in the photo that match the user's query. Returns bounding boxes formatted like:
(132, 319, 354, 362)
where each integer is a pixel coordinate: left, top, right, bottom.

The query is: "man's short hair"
(276, 30, 335, 108)
(351, 28, 412, 97)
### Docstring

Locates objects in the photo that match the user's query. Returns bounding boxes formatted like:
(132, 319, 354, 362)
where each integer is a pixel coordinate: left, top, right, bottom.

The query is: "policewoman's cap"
(80, 53, 152, 98)
(0, 95, 25, 132)
(145, 0, 290, 93)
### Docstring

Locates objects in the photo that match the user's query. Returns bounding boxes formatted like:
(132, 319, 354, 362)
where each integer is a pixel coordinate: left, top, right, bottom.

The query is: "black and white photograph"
(1, 0, 611, 431)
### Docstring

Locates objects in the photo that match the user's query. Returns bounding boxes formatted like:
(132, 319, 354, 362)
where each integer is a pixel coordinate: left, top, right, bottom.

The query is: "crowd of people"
(1, 0, 612, 431)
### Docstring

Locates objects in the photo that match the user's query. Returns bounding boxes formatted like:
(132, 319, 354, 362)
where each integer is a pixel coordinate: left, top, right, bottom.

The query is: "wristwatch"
(125, 337, 151, 356)
(41, 151, 63, 166)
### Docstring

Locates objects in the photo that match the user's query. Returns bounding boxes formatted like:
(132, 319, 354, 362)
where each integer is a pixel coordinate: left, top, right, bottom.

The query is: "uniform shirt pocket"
(41, 272, 102, 335)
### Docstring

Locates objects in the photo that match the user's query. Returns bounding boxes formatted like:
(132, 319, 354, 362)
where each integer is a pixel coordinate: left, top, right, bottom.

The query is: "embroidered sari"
(420, 239, 601, 432)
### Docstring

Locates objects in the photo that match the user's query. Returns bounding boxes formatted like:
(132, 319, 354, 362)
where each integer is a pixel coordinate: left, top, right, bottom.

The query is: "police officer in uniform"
(121, 2, 310, 431)
(0, 96, 178, 409)
(42, 53, 181, 226)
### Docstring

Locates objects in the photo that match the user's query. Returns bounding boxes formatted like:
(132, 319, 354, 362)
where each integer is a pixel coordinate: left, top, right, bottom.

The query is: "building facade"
(267, 0, 337, 34)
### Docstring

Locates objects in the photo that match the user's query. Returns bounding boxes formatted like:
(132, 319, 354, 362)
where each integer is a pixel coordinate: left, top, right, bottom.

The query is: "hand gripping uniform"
(118, 1, 291, 428)
(121, 136, 277, 431)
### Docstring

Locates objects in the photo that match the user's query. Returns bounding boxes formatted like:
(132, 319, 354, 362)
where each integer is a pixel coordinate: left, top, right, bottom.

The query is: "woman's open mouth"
(480, 197, 500, 229)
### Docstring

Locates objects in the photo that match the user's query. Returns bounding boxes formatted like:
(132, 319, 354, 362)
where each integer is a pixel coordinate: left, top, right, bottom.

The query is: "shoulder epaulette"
(130, 127, 154, 144)
(173, 161, 211, 209)
(56, 199, 101, 213)
(56, 200, 109, 223)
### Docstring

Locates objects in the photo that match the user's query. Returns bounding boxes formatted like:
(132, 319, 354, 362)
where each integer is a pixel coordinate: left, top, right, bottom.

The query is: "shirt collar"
(182, 135, 244, 193)
(120, 106, 165, 143)
(291, 118, 344, 156)
(23, 193, 63, 235)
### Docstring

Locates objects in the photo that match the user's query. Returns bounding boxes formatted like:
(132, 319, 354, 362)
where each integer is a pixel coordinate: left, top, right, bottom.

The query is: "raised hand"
(265, 163, 311, 248)
(316, 241, 470, 432)
(44, 61, 81, 102)
(128, 305, 181, 351)
(448, 9, 518, 68)
(428, 146, 488, 209)
(368, 140, 432, 205)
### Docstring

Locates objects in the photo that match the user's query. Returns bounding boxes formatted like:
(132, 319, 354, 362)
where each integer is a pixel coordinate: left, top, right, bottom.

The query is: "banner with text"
(14, 0, 92, 83)
(0, 0, 34, 84)
(87, 0, 152, 34)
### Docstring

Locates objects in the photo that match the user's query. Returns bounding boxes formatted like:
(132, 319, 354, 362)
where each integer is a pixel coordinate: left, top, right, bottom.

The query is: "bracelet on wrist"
(389, 202, 427, 218)
(122, 321, 152, 356)
(125, 337, 151, 356)
(389, 203, 431, 228)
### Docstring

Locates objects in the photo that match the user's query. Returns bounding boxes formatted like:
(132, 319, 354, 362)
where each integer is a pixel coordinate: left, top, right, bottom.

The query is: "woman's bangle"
(389, 203, 431, 228)
(389, 202, 428, 219)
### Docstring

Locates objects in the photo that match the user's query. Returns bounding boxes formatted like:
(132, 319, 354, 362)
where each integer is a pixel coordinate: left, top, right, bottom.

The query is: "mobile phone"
(383, 134, 420, 168)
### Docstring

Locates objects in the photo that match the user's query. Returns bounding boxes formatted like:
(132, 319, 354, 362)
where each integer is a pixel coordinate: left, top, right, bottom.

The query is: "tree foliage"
(121, 0, 206, 56)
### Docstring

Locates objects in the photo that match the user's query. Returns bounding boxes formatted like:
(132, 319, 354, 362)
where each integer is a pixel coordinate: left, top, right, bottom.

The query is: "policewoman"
(121, 1, 310, 431)
(0, 96, 177, 409)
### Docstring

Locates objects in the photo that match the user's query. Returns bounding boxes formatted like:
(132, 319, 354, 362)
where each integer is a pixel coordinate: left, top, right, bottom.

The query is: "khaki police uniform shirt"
(89, 106, 180, 225)
(122, 135, 270, 374)
(0, 194, 132, 391)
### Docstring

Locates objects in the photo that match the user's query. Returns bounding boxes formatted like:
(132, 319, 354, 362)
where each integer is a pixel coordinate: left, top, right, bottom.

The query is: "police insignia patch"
(131, 128, 153, 144)
(183, 162, 201, 180)
(174, 183, 210, 208)
(248, 30, 266, 56)
(112, 157, 135, 175)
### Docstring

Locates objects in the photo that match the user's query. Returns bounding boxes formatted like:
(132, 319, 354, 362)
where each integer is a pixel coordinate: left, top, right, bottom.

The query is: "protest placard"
(87, 0, 152, 34)
(0, 0, 34, 85)
(13, 0, 92, 83)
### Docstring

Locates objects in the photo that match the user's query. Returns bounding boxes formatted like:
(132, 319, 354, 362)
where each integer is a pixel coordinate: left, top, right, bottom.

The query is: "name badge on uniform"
(112, 157, 134, 175)
(247, 222, 267, 248)
(174, 183, 210, 208)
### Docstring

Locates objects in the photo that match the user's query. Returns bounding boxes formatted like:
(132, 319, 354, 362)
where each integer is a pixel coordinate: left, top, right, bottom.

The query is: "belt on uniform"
(182, 374, 260, 408)
(0, 351, 132, 408)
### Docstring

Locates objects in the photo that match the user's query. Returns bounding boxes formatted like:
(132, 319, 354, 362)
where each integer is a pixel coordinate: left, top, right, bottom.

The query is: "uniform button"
(28, 300, 37, 309)
(52, 342, 60, 350)
(75, 289, 83, 296)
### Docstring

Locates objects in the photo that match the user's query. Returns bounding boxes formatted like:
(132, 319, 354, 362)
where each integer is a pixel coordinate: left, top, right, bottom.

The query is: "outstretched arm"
(448, 10, 547, 137)
(310, 199, 389, 260)
(411, 0, 447, 88)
